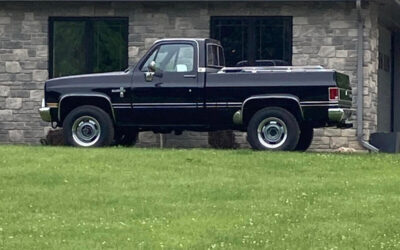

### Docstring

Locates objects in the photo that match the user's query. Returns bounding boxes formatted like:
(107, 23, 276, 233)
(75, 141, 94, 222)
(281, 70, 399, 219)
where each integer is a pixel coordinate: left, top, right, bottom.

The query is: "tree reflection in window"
(50, 18, 128, 78)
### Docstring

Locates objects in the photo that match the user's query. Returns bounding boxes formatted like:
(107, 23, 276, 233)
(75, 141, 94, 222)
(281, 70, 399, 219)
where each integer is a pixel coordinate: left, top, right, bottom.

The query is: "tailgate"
(335, 72, 352, 106)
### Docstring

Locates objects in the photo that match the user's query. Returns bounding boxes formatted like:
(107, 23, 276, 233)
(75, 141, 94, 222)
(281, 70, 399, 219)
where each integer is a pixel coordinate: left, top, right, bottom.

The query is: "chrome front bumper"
(328, 108, 353, 123)
(39, 98, 52, 122)
(39, 107, 51, 122)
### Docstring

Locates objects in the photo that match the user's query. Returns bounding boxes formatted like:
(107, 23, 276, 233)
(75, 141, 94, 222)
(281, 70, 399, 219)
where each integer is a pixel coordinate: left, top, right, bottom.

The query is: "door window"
(141, 44, 194, 73)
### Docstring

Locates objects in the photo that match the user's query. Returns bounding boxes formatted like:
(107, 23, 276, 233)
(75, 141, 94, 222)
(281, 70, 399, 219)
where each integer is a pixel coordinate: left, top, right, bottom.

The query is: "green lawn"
(1, 146, 400, 249)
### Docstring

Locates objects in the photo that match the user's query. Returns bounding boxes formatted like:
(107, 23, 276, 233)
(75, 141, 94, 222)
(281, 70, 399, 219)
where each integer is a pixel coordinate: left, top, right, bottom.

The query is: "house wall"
(0, 1, 380, 150)
(361, 3, 379, 141)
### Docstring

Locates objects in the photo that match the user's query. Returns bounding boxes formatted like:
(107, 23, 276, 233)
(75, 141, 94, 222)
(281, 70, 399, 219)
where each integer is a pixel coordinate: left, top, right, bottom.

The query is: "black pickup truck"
(39, 38, 352, 151)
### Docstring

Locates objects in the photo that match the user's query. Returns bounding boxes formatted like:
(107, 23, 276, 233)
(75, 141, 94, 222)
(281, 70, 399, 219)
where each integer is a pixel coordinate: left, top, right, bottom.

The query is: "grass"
(1, 146, 400, 249)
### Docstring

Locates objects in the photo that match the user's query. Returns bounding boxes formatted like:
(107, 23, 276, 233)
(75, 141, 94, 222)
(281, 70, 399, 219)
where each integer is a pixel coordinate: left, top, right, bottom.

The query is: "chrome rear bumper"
(328, 108, 353, 123)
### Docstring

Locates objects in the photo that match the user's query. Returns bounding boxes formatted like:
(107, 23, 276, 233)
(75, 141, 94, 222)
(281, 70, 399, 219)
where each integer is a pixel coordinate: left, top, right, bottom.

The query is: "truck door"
(130, 41, 202, 125)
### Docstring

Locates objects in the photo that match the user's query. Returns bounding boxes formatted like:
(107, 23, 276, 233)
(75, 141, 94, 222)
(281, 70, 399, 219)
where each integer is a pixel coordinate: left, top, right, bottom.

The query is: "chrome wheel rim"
(257, 117, 287, 149)
(72, 116, 101, 147)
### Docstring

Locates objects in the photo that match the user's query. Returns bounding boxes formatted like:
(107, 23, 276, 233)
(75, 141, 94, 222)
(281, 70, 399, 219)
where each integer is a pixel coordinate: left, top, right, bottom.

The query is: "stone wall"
(0, 1, 380, 150)
(361, 2, 379, 142)
(0, 6, 49, 143)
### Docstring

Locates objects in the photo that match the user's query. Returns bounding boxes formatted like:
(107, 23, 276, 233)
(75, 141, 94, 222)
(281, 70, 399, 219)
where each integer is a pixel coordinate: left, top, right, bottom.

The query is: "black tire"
(63, 105, 114, 147)
(247, 107, 300, 151)
(295, 124, 314, 151)
(114, 129, 138, 147)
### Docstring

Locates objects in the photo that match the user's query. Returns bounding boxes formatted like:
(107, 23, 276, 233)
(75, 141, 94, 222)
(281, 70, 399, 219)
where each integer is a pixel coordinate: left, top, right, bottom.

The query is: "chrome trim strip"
(133, 103, 197, 106)
(300, 101, 339, 104)
(301, 104, 340, 107)
(133, 106, 197, 109)
(112, 103, 131, 106)
(218, 66, 333, 74)
(58, 93, 116, 122)
(206, 106, 242, 108)
(112, 102, 244, 109)
(130, 102, 243, 108)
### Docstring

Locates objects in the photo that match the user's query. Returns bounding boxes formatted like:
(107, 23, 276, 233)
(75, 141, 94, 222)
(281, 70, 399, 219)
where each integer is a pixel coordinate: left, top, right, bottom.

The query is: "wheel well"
(59, 96, 114, 124)
(242, 98, 303, 126)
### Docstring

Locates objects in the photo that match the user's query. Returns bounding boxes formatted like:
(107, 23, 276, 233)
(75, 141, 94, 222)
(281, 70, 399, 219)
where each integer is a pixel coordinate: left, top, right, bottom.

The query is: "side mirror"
(145, 61, 163, 82)
(148, 61, 157, 73)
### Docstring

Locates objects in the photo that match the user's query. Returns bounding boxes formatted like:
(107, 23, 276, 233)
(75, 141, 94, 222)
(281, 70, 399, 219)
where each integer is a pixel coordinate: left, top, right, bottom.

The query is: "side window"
(141, 44, 194, 72)
(207, 45, 218, 66)
(207, 44, 224, 67)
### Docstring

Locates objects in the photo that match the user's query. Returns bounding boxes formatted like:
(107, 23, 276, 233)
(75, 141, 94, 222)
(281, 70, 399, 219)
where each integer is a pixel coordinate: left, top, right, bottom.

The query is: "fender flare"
(234, 94, 304, 125)
(58, 93, 115, 122)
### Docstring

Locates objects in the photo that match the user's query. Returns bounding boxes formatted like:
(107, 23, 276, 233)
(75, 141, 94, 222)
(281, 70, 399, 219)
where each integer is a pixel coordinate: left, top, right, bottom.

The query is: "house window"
(210, 16, 292, 67)
(49, 17, 128, 78)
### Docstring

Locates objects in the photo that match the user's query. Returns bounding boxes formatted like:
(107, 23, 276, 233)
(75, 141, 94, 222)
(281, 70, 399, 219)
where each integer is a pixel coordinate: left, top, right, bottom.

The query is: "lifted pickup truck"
(39, 38, 352, 151)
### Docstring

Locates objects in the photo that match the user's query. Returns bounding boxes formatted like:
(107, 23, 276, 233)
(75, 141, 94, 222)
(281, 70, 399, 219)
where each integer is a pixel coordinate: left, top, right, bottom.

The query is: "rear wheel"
(247, 107, 300, 151)
(295, 124, 314, 151)
(63, 105, 114, 147)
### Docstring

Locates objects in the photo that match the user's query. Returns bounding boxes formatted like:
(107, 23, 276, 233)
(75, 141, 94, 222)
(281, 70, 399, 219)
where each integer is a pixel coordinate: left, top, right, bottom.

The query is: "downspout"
(356, 0, 379, 152)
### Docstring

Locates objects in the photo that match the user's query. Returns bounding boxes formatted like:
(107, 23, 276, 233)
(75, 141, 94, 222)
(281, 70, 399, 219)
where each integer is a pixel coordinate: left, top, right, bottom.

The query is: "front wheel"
(63, 105, 114, 147)
(247, 107, 300, 151)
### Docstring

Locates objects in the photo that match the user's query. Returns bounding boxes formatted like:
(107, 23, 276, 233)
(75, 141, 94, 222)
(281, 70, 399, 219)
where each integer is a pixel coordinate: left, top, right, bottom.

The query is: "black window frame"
(48, 16, 129, 79)
(210, 16, 293, 67)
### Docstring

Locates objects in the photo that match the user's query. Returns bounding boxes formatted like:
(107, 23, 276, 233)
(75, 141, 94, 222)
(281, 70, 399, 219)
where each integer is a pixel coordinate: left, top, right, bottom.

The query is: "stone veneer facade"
(0, 1, 381, 150)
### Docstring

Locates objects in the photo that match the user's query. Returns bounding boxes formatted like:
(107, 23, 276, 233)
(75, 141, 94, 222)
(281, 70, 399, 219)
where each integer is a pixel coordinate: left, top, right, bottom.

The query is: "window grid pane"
(50, 17, 128, 78)
(211, 16, 292, 67)
(52, 21, 86, 78)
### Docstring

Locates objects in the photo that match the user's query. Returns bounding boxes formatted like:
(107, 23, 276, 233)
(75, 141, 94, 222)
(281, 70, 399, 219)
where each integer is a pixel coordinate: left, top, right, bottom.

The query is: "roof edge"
(0, 0, 359, 2)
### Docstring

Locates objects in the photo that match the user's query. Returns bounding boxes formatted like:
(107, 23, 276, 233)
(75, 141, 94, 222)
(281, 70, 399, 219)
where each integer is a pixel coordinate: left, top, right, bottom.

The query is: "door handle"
(111, 87, 126, 98)
(184, 75, 197, 78)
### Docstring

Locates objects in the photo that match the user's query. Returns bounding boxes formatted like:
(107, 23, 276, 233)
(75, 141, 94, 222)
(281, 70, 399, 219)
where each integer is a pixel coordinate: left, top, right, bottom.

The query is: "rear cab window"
(207, 44, 225, 68)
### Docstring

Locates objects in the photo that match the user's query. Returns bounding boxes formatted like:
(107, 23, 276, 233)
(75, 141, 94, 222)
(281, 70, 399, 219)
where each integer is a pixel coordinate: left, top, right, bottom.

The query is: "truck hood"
(45, 71, 130, 89)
